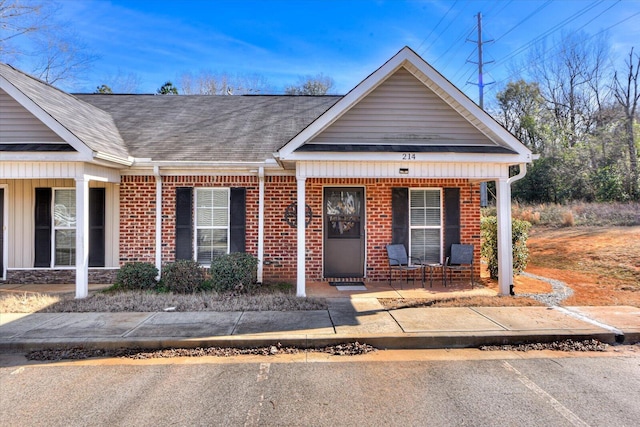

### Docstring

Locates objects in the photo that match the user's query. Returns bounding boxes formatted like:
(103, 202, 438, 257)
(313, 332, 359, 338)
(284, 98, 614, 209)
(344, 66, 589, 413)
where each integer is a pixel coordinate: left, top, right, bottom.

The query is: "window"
(53, 189, 76, 266)
(409, 189, 442, 263)
(195, 188, 229, 264)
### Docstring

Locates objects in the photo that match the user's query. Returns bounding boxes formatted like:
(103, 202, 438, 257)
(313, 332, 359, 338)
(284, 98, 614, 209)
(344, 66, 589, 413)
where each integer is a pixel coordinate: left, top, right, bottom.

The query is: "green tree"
(95, 84, 112, 94)
(495, 80, 548, 153)
(157, 81, 178, 95)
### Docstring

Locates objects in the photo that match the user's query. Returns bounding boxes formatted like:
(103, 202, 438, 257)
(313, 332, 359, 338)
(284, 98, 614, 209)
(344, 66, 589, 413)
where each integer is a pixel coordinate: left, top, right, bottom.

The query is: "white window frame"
(52, 187, 76, 268)
(194, 188, 230, 266)
(408, 188, 443, 264)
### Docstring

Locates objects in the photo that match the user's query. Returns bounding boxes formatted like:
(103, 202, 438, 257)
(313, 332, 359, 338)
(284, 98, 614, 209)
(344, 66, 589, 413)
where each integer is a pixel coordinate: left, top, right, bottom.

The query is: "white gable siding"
(309, 68, 497, 147)
(0, 89, 64, 143)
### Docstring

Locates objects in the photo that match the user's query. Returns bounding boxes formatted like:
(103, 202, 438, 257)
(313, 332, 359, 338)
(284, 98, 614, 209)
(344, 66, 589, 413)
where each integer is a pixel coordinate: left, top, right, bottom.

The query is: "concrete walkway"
(1, 299, 638, 352)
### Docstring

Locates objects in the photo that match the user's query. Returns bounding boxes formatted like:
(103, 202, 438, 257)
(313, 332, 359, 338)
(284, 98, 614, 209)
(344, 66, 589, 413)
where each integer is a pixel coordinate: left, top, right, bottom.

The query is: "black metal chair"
(386, 244, 422, 289)
(444, 244, 474, 288)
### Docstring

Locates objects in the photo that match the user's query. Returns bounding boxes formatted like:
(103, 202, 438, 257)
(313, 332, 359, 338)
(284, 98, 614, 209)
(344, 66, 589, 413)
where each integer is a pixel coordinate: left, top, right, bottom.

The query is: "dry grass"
(0, 290, 328, 314)
(379, 295, 544, 310)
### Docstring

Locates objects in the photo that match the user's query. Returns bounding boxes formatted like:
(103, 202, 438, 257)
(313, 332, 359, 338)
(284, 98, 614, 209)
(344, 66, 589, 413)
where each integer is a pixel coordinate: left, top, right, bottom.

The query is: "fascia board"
(0, 151, 91, 162)
(282, 151, 532, 164)
(0, 76, 95, 158)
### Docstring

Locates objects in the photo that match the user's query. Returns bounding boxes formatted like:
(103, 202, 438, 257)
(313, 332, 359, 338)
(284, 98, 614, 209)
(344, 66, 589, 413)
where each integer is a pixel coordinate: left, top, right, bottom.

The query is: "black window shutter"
(444, 188, 461, 259)
(391, 187, 409, 252)
(89, 188, 106, 267)
(34, 188, 52, 267)
(229, 188, 246, 253)
(175, 187, 193, 260)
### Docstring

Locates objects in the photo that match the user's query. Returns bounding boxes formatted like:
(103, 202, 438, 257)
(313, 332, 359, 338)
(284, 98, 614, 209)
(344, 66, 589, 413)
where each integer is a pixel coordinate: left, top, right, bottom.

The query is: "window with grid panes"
(409, 189, 442, 264)
(195, 188, 229, 265)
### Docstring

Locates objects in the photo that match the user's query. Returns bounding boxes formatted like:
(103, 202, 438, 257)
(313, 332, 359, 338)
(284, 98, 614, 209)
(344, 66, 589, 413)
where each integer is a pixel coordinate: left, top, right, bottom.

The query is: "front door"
(323, 187, 365, 277)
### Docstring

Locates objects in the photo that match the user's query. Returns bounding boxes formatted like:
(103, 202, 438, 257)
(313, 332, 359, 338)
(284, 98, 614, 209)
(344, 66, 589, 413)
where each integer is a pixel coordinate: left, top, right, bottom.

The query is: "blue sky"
(22, 0, 640, 101)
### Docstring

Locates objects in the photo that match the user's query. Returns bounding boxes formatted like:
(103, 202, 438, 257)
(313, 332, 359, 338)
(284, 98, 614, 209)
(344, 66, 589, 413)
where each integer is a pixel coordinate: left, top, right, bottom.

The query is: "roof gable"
(0, 63, 130, 164)
(279, 47, 532, 163)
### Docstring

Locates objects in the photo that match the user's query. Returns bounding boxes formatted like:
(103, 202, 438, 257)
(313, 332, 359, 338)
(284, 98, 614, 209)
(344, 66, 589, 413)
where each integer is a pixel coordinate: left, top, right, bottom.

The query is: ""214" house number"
(402, 153, 416, 160)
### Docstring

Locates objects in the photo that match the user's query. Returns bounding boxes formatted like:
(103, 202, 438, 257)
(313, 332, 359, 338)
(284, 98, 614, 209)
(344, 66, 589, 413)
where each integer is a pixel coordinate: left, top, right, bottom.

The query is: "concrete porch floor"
(305, 280, 495, 300)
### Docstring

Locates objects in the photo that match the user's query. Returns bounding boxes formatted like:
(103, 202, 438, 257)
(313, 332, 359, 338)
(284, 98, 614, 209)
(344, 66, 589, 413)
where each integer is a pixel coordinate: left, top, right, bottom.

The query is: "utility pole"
(467, 12, 493, 109)
(467, 12, 493, 206)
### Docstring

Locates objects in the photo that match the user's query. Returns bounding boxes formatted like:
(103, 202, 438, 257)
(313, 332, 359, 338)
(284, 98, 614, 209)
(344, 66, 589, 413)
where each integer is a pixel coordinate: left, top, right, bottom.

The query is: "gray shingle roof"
(0, 63, 129, 160)
(75, 94, 340, 163)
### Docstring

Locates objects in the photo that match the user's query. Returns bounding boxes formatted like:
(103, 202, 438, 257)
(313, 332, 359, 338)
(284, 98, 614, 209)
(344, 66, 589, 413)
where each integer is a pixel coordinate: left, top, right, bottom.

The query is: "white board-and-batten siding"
(296, 161, 509, 179)
(0, 162, 121, 182)
(309, 68, 498, 147)
(0, 179, 119, 268)
(0, 89, 63, 143)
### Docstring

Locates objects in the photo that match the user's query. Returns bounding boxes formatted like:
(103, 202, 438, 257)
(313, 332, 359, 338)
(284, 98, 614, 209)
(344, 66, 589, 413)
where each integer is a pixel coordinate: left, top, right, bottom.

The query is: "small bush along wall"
(160, 260, 206, 293)
(114, 262, 158, 290)
(481, 216, 531, 279)
(210, 253, 258, 293)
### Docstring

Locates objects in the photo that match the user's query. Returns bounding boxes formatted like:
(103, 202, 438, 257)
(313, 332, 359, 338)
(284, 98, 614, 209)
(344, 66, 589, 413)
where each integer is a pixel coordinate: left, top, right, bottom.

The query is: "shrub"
(114, 262, 158, 291)
(161, 260, 206, 293)
(481, 216, 531, 279)
(210, 252, 258, 293)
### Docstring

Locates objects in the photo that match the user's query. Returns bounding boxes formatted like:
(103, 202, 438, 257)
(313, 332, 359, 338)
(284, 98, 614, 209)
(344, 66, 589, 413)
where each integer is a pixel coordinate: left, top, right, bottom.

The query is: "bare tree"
(612, 47, 640, 199)
(0, 0, 97, 86)
(527, 31, 611, 149)
(178, 70, 273, 95)
(31, 27, 97, 85)
(97, 69, 142, 93)
(0, 0, 45, 58)
(284, 73, 335, 95)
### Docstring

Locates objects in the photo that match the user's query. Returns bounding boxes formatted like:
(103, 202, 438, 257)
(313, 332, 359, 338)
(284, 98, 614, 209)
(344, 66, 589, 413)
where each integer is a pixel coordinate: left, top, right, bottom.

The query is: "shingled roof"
(0, 63, 129, 160)
(76, 94, 340, 163)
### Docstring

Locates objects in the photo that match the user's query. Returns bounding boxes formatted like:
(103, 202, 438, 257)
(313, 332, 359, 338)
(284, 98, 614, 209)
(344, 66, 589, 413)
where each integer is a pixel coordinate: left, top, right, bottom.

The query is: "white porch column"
(257, 167, 265, 283)
(153, 166, 162, 278)
(495, 177, 513, 296)
(75, 176, 90, 299)
(296, 176, 306, 297)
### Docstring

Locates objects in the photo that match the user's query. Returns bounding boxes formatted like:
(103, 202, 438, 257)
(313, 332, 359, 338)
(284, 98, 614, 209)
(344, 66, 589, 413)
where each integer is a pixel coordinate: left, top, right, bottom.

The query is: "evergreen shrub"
(210, 253, 258, 293)
(114, 262, 158, 290)
(481, 216, 531, 279)
(161, 260, 206, 293)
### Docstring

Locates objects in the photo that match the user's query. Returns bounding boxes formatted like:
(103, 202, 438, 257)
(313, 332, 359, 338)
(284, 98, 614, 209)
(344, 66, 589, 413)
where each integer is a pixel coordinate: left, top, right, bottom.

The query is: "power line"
(493, 0, 553, 43)
(485, 1, 631, 98)
(416, 0, 459, 53)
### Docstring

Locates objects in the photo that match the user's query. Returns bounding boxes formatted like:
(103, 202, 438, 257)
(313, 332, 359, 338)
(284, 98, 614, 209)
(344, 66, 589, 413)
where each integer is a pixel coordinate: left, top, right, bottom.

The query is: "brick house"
(0, 47, 533, 298)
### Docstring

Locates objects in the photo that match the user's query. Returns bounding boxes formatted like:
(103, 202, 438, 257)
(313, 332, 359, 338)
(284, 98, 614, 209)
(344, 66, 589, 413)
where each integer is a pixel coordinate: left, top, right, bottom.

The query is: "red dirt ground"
(523, 226, 640, 306)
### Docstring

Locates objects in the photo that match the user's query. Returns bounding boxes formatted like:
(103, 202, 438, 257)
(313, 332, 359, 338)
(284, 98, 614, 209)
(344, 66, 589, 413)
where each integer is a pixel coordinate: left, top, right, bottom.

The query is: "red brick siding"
(119, 175, 481, 282)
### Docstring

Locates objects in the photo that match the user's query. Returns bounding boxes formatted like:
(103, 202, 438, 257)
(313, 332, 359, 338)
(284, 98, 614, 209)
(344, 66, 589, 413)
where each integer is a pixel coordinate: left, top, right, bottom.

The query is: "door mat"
(336, 285, 367, 291)
(329, 281, 366, 291)
(329, 281, 365, 287)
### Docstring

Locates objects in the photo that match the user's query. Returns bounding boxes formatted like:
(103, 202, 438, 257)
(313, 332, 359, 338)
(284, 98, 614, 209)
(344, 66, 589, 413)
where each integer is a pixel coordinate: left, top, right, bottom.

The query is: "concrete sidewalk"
(1, 300, 638, 352)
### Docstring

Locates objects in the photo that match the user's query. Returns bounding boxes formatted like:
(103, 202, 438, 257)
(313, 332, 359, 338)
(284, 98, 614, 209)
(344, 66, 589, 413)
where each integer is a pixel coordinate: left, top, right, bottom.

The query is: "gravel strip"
(26, 342, 377, 361)
(517, 272, 574, 306)
(480, 339, 608, 352)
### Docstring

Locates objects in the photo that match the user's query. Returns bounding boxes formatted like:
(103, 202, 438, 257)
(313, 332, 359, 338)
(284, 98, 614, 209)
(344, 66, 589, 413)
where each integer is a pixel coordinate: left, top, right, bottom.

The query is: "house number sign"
(402, 153, 416, 160)
(284, 202, 313, 228)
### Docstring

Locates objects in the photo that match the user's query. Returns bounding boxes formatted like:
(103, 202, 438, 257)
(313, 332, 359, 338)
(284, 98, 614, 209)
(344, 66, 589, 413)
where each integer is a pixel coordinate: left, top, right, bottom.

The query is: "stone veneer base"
(4, 269, 118, 285)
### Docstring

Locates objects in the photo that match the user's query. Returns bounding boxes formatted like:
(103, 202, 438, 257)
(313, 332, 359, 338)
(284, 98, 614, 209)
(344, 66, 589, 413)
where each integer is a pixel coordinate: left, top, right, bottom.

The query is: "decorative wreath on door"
(284, 202, 313, 228)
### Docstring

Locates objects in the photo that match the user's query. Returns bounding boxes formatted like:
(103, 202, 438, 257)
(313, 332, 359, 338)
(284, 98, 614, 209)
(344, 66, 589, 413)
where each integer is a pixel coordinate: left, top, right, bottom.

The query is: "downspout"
(257, 167, 265, 283)
(153, 166, 162, 279)
(504, 163, 527, 295)
(507, 163, 527, 186)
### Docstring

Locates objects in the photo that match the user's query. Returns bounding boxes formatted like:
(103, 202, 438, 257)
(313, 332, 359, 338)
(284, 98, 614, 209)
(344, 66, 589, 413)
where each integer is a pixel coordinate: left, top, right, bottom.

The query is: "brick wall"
(120, 175, 481, 283)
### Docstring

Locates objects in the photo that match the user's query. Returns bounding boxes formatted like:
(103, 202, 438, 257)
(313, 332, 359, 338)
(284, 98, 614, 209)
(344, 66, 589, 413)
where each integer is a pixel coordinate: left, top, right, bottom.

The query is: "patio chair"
(386, 244, 423, 289)
(444, 244, 474, 288)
